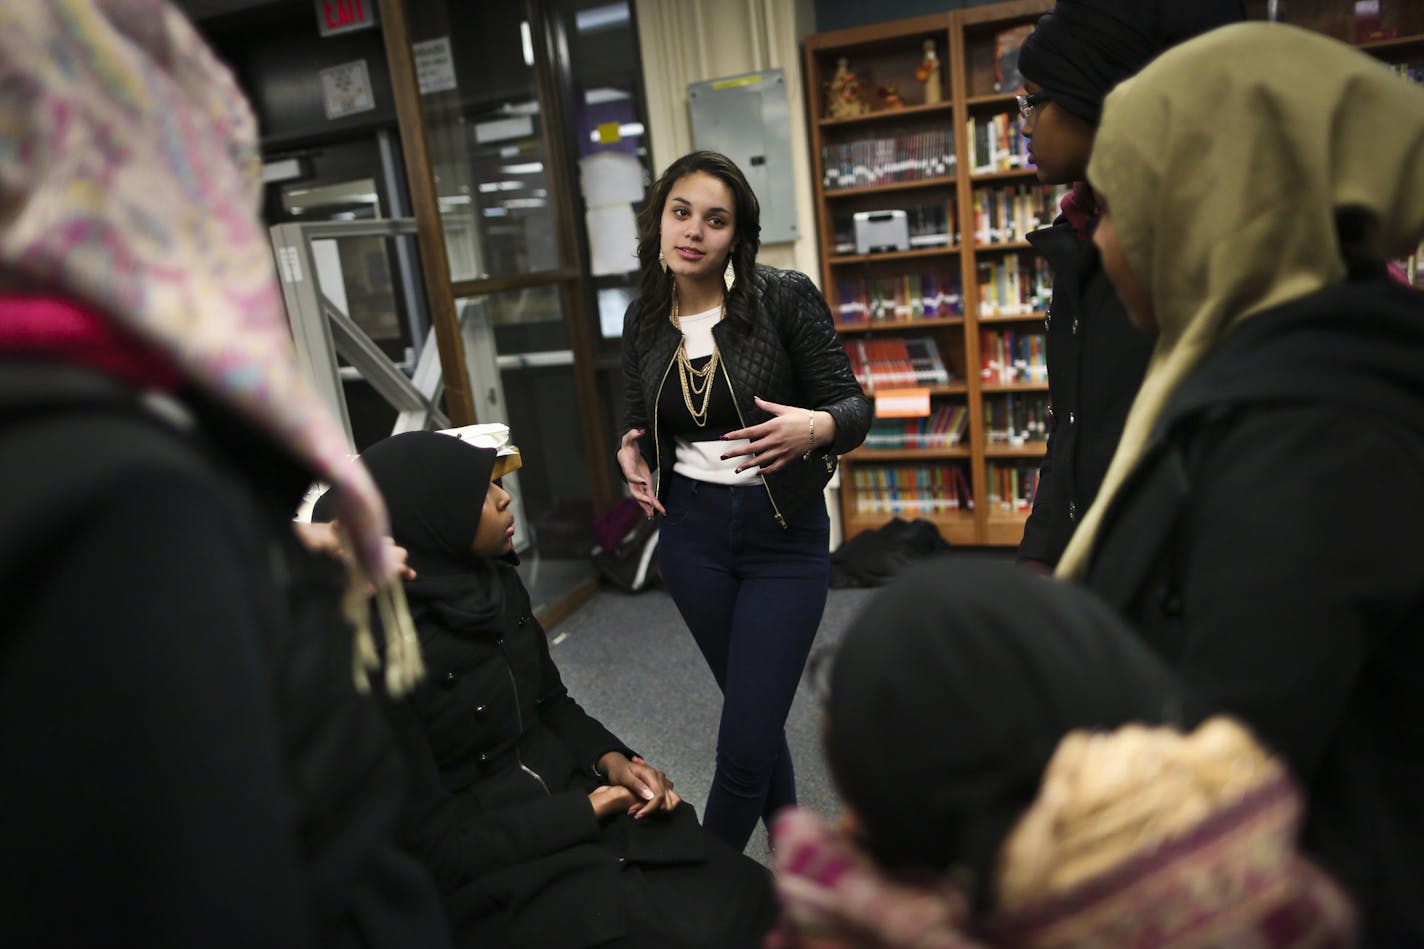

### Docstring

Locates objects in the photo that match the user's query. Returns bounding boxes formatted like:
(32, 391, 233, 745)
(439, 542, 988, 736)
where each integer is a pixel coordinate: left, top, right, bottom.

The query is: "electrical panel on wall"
(688, 69, 798, 244)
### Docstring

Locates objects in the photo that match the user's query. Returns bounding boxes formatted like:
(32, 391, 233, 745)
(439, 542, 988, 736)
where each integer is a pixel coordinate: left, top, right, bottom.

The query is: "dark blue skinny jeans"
(657, 472, 830, 851)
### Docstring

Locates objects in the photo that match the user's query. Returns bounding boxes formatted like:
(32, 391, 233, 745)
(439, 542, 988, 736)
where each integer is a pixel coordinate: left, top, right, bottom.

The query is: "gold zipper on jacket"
(651, 350, 677, 499)
(718, 357, 788, 529)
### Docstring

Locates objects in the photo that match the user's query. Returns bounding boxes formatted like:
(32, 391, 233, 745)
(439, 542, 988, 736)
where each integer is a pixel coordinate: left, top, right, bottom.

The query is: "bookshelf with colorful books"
(808, 0, 1424, 547)
(804, 0, 1055, 546)
(805, 12, 977, 543)
(956, 1, 1057, 545)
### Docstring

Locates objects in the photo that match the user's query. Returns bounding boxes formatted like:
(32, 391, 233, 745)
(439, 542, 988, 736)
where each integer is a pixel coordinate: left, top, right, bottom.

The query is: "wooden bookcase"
(804, 0, 1053, 547)
(805, 0, 1424, 547)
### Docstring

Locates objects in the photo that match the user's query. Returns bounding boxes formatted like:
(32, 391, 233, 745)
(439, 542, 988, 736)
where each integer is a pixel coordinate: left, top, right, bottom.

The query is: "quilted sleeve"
(619, 299, 652, 465)
(779, 269, 871, 455)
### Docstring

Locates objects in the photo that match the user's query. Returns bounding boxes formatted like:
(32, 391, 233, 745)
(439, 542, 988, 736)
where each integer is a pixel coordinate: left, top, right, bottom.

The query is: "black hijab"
(1017, 0, 1244, 125)
(316, 430, 506, 631)
(824, 560, 1182, 908)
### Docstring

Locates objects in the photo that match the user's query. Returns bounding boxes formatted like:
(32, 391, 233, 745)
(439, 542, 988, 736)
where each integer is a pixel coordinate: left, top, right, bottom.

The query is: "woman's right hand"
(617, 428, 667, 519)
(589, 784, 638, 820)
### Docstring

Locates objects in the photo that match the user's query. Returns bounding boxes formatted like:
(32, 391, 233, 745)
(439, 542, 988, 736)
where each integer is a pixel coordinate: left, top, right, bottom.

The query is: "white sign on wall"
(320, 59, 377, 120)
(413, 37, 458, 95)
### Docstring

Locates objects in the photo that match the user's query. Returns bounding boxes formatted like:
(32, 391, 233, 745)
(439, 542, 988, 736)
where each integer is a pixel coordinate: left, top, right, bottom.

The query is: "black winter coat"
(0, 363, 449, 949)
(1019, 218, 1156, 565)
(394, 561, 774, 948)
(621, 265, 870, 524)
(1081, 280, 1424, 947)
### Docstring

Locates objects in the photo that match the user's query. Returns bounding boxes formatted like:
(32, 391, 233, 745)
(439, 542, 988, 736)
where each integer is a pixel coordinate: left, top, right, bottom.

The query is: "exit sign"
(316, 0, 378, 37)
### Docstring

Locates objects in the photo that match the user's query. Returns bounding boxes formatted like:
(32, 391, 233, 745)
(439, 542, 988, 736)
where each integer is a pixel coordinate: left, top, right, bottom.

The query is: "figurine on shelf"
(917, 38, 942, 104)
(878, 84, 906, 110)
(827, 56, 870, 118)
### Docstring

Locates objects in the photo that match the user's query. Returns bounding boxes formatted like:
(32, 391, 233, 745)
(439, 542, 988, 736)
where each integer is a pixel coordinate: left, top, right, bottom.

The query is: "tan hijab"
(1057, 23, 1424, 578)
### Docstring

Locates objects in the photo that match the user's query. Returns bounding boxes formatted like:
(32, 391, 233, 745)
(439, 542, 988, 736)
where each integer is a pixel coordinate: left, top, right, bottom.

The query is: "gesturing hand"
(616, 428, 667, 520)
(720, 398, 834, 475)
(598, 752, 681, 818)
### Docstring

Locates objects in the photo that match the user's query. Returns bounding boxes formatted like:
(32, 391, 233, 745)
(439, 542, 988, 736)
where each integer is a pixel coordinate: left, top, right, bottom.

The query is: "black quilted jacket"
(620, 265, 870, 525)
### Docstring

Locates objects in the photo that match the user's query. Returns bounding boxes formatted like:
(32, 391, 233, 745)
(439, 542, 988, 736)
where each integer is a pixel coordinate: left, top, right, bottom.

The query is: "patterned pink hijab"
(0, 0, 421, 691)
(0, 0, 389, 564)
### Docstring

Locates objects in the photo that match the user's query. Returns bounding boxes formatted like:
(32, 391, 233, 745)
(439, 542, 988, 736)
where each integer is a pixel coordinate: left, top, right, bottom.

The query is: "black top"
(657, 353, 739, 441)
(1082, 278, 1424, 947)
(1018, 217, 1156, 565)
(0, 363, 449, 949)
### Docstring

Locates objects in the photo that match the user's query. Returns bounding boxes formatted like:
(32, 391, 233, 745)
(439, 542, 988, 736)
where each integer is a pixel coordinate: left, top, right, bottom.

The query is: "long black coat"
(391, 558, 775, 949)
(1081, 279, 1424, 946)
(0, 363, 449, 948)
(1019, 218, 1156, 565)
(621, 265, 870, 523)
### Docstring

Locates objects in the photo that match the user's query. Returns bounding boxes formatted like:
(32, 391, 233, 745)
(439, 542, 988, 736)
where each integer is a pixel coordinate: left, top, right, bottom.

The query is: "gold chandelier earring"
(659, 249, 668, 274)
(724, 254, 736, 292)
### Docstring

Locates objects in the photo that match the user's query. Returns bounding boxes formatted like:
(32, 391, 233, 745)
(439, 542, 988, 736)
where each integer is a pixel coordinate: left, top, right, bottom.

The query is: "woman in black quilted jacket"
(617, 150, 870, 851)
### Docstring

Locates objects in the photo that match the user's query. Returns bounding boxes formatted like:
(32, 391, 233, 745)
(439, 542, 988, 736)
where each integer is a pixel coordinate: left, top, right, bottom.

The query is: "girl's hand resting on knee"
(588, 785, 638, 820)
(597, 752, 681, 818)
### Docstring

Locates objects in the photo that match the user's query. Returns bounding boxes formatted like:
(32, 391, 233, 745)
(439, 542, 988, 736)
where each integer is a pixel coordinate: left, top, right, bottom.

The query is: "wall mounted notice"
(413, 37, 458, 95)
(320, 60, 376, 120)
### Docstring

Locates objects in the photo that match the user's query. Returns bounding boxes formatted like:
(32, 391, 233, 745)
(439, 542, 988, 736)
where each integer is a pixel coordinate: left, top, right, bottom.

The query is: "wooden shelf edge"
(973, 241, 1035, 252)
(966, 92, 1020, 107)
(824, 176, 958, 199)
(981, 382, 1049, 392)
(836, 316, 965, 333)
(1358, 33, 1424, 51)
(843, 511, 979, 545)
(977, 311, 1046, 323)
(861, 383, 968, 396)
(984, 444, 1047, 458)
(845, 445, 971, 461)
(819, 100, 956, 128)
(969, 167, 1039, 182)
(829, 246, 960, 265)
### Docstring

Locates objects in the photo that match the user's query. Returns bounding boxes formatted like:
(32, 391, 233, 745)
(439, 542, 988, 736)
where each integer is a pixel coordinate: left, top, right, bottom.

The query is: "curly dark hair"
(633, 150, 761, 341)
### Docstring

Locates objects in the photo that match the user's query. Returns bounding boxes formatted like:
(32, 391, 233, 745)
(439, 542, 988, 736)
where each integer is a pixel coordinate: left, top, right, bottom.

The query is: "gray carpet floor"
(547, 585, 877, 867)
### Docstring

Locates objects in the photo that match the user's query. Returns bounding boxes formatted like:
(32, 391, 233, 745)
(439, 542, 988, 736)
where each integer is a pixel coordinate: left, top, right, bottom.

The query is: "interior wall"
(634, 0, 819, 281)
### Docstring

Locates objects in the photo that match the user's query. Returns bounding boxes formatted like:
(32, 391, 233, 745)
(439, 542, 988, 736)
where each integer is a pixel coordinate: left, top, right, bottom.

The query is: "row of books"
(821, 129, 956, 191)
(987, 459, 1040, 512)
(971, 183, 1071, 245)
(835, 272, 963, 324)
(833, 200, 959, 254)
(978, 255, 1053, 317)
(845, 337, 953, 391)
(980, 328, 1047, 385)
(1387, 62, 1424, 85)
(851, 464, 975, 514)
(966, 112, 1030, 176)
(864, 405, 970, 450)
(984, 392, 1049, 446)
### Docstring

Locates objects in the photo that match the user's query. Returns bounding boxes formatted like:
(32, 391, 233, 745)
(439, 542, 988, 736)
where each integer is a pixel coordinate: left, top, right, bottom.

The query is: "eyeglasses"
(1015, 92, 1049, 121)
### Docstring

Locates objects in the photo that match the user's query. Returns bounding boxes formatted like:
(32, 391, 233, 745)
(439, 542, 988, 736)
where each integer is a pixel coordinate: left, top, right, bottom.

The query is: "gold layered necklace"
(669, 289, 724, 427)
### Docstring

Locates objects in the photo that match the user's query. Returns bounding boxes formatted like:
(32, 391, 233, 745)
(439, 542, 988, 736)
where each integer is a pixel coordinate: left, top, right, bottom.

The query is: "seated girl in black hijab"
(328, 430, 776, 949)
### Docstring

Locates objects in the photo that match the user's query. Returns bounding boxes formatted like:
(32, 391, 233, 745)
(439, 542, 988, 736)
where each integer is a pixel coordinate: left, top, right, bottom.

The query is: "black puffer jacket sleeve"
(619, 300, 650, 456)
(385, 696, 602, 893)
(775, 269, 871, 455)
(528, 609, 636, 775)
